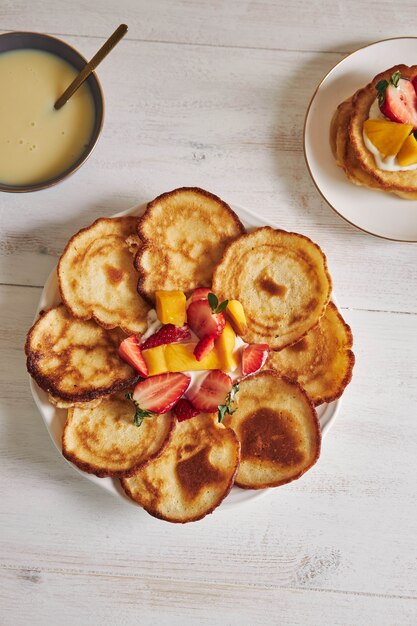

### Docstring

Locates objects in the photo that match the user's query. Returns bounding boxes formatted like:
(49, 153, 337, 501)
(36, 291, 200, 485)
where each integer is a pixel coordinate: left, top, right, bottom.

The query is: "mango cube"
(215, 321, 238, 372)
(142, 342, 222, 374)
(142, 344, 168, 376)
(226, 299, 248, 335)
(397, 133, 417, 166)
(363, 119, 412, 158)
(155, 290, 186, 326)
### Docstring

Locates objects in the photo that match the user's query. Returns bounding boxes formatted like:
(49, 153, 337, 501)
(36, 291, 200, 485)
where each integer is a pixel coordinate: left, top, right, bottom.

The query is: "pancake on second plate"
(58, 217, 150, 335)
(121, 413, 240, 523)
(135, 187, 245, 301)
(223, 371, 321, 489)
(266, 302, 354, 406)
(25, 305, 139, 405)
(62, 393, 174, 477)
(331, 65, 417, 198)
(212, 227, 332, 350)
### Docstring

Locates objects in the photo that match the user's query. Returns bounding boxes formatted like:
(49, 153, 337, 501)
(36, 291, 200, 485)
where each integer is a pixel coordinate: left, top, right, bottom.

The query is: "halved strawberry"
(241, 344, 270, 376)
(118, 335, 148, 377)
(193, 334, 216, 361)
(189, 287, 211, 303)
(173, 398, 200, 422)
(377, 72, 417, 128)
(141, 324, 191, 350)
(129, 372, 190, 426)
(187, 369, 232, 412)
(187, 299, 226, 339)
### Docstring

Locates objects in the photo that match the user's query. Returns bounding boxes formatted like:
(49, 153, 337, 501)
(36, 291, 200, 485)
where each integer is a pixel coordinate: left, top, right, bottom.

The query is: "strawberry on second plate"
(377, 72, 417, 129)
(118, 335, 148, 377)
(241, 344, 270, 376)
(141, 323, 191, 350)
(187, 370, 232, 412)
(187, 299, 226, 339)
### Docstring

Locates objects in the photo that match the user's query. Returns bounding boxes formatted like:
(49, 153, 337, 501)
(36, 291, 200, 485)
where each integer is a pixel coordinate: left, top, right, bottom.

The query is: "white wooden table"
(1, 2, 417, 625)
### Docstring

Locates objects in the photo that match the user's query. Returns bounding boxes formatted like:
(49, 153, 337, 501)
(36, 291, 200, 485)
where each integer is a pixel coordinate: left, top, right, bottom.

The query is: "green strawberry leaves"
(218, 382, 239, 423)
(208, 292, 228, 314)
(376, 71, 402, 105)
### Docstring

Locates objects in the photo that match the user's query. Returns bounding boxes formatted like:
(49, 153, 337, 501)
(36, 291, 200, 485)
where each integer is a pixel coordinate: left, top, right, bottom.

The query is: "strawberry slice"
(377, 72, 417, 128)
(173, 398, 200, 422)
(141, 323, 191, 350)
(187, 299, 226, 339)
(129, 372, 190, 426)
(118, 335, 148, 377)
(193, 334, 216, 361)
(187, 370, 232, 412)
(241, 344, 270, 376)
(189, 287, 212, 303)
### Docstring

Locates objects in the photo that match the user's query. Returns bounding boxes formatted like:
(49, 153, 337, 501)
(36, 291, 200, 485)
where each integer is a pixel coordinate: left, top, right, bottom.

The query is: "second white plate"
(304, 37, 417, 242)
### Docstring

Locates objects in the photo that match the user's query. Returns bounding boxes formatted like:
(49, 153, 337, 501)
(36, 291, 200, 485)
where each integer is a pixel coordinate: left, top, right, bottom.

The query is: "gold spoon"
(54, 24, 128, 110)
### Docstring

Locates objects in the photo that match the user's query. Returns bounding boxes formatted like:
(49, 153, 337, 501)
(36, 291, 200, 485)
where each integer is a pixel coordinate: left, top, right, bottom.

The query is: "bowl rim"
(0, 30, 105, 193)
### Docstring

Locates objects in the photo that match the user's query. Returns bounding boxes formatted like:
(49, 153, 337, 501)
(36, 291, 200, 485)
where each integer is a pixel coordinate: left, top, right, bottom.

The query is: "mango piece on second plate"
(397, 133, 417, 166)
(215, 322, 238, 372)
(155, 290, 186, 326)
(363, 119, 412, 158)
(226, 300, 247, 335)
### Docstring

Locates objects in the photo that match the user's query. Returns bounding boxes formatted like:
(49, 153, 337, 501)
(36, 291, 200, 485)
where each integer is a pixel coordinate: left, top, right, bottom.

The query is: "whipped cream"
(363, 98, 417, 171)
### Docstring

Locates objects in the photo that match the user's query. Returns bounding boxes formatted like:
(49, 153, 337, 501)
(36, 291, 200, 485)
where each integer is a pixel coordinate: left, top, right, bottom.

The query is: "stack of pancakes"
(26, 187, 354, 523)
(331, 64, 417, 198)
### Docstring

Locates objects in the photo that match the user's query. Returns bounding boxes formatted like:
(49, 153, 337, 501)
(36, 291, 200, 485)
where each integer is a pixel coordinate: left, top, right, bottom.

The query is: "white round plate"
(304, 37, 417, 242)
(30, 202, 341, 512)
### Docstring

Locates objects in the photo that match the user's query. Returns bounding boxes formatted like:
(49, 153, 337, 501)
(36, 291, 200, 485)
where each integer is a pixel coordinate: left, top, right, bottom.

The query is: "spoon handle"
(54, 24, 128, 110)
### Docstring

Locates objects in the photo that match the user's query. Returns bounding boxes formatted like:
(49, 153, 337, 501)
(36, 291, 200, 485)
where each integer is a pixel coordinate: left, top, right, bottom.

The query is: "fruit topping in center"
(127, 372, 191, 426)
(376, 71, 417, 129)
(187, 293, 227, 339)
(155, 290, 186, 326)
(118, 335, 148, 377)
(141, 323, 191, 350)
(396, 132, 417, 166)
(173, 398, 200, 422)
(241, 343, 270, 376)
(187, 369, 232, 412)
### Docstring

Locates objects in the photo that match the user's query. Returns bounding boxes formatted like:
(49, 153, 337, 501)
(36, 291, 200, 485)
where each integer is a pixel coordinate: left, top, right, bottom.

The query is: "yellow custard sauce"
(0, 49, 95, 186)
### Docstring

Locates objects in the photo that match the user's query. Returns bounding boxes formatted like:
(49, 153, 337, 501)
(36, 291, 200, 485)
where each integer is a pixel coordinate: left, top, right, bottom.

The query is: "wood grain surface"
(1, 2, 416, 625)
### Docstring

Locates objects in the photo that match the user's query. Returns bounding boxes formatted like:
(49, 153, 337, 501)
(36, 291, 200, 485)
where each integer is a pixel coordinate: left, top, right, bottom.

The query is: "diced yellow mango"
(363, 119, 412, 158)
(166, 343, 222, 372)
(215, 322, 238, 372)
(142, 344, 168, 376)
(142, 342, 222, 374)
(226, 299, 248, 335)
(155, 290, 186, 326)
(397, 133, 417, 166)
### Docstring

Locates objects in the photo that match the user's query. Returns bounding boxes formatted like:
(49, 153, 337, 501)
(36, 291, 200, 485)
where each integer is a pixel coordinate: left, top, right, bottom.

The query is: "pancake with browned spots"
(58, 217, 150, 334)
(212, 227, 332, 350)
(223, 371, 320, 489)
(121, 413, 240, 523)
(25, 305, 139, 405)
(135, 188, 245, 301)
(62, 393, 174, 477)
(266, 302, 354, 405)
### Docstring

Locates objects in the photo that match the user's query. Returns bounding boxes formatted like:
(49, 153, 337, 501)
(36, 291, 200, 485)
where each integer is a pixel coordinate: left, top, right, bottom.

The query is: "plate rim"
(303, 36, 417, 244)
(29, 200, 341, 512)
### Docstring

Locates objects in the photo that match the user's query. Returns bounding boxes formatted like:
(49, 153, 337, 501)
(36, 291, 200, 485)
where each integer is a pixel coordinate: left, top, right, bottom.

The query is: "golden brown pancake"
(266, 302, 354, 406)
(48, 394, 103, 410)
(121, 413, 240, 523)
(58, 217, 150, 334)
(212, 227, 332, 350)
(26, 305, 139, 405)
(223, 371, 321, 489)
(62, 393, 174, 477)
(135, 187, 245, 301)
